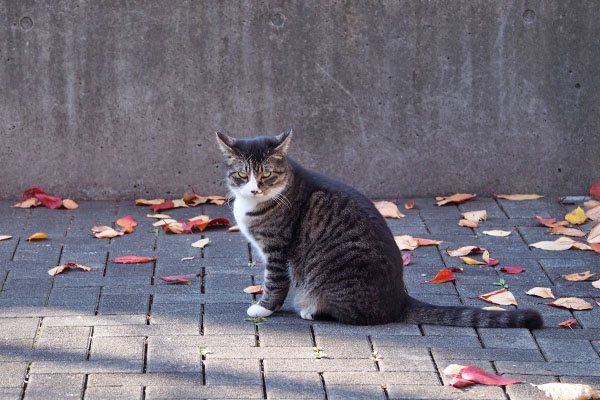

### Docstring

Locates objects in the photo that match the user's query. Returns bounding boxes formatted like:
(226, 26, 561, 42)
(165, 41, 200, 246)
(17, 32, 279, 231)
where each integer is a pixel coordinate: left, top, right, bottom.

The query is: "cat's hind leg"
(295, 289, 321, 320)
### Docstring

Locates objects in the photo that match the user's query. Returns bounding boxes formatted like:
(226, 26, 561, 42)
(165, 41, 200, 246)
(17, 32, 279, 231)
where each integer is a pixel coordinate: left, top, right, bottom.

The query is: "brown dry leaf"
(183, 193, 228, 206)
(447, 246, 484, 257)
(62, 199, 79, 209)
(565, 206, 588, 225)
(135, 198, 166, 205)
(462, 210, 487, 222)
(482, 306, 507, 311)
(153, 218, 178, 227)
(374, 201, 406, 219)
(436, 193, 476, 206)
(415, 238, 443, 246)
(172, 199, 189, 208)
(549, 226, 587, 237)
(563, 271, 598, 282)
(93, 226, 124, 239)
(394, 235, 419, 251)
(0, 235, 12, 241)
(496, 194, 544, 200)
(588, 222, 600, 244)
(478, 288, 518, 306)
(586, 205, 600, 221)
(27, 232, 47, 241)
(483, 229, 514, 237)
(529, 236, 575, 251)
(165, 222, 186, 234)
(526, 287, 555, 299)
(228, 225, 240, 232)
(147, 213, 172, 219)
(461, 256, 487, 265)
(532, 382, 599, 400)
(13, 197, 42, 208)
(243, 285, 263, 294)
(189, 215, 210, 223)
(548, 297, 593, 310)
(593, 280, 600, 289)
(572, 242, 593, 251)
(191, 238, 210, 248)
(458, 219, 479, 228)
(585, 200, 600, 208)
(536, 216, 569, 228)
(48, 262, 96, 276)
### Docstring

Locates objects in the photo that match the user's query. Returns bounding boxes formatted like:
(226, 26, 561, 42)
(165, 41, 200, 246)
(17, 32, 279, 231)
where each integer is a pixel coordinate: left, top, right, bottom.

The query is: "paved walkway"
(0, 197, 598, 399)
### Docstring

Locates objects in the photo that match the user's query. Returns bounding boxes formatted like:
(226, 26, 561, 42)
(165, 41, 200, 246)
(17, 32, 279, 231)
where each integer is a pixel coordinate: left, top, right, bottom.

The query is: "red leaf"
(591, 180, 600, 200)
(402, 253, 413, 267)
(116, 215, 138, 228)
(459, 366, 522, 386)
(112, 256, 157, 264)
(559, 318, 577, 331)
(500, 267, 526, 274)
(150, 200, 175, 212)
(21, 187, 47, 201)
(591, 243, 600, 254)
(425, 269, 456, 284)
(449, 377, 475, 388)
(160, 275, 193, 285)
(34, 193, 63, 209)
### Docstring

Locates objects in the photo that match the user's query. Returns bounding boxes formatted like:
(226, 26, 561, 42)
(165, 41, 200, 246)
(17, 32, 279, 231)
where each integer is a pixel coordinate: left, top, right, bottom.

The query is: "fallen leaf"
(585, 200, 600, 208)
(565, 206, 588, 225)
(228, 225, 240, 232)
(180, 257, 195, 261)
(149, 199, 175, 212)
(529, 236, 575, 251)
(415, 238, 443, 246)
(449, 266, 464, 272)
(572, 242, 593, 251)
(449, 377, 475, 388)
(147, 213, 172, 219)
(588, 294, 600, 307)
(160, 275, 193, 285)
(588, 222, 600, 244)
(482, 250, 498, 266)
(191, 238, 210, 248)
(591, 181, 600, 200)
(536, 216, 569, 228)
(495, 193, 544, 200)
(526, 287, 555, 299)
(153, 218, 178, 227)
(243, 285, 263, 294)
(562, 271, 597, 282)
(500, 267, 525, 274)
(394, 235, 419, 251)
(478, 288, 518, 306)
(183, 193, 227, 206)
(185, 217, 231, 233)
(112, 256, 157, 264)
(549, 226, 587, 237)
(591, 243, 600, 254)
(447, 246, 484, 257)
(586, 205, 600, 221)
(171, 199, 188, 208)
(13, 197, 42, 208)
(559, 318, 577, 330)
(164, 221, 186, 234)
(33, 193, 63, 209)
(593, 280, 600, 289)
(483, 229, 514, 237)
(135, 198, 166, 205)
(404, 199, 415, 210)
(374, 201, 406, 219)
(458, 219, 479, 228)
(62, 199, 79, 209)
(426, 269, 456, 283)
(402, 253, 413, 266)
(462, 210, 487, 222)
(460, 256, 487, 265)
(436, 193, 476, 206)
(189, 215, 210, 222)
(482, 306, 506, 311)
(459, 365, 522, 386)
(442, 364, 466, 377)
(93, 226, 124, 239)
(532, 382, 599, 400)
(48, 262, 96, 276)
(116, 216, 138, 229)
(548, 297, 593, 310)
(26, 232, 47, 241)
(0, 235, 12, 241)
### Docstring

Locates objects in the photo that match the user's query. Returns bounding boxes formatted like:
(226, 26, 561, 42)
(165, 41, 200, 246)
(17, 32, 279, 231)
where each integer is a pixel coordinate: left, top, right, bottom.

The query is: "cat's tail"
(401, 297, 543, 329)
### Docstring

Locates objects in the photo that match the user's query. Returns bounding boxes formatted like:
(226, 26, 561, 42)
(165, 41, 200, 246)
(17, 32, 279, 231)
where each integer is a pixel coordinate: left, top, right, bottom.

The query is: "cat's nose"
(251, 190, 261, 195)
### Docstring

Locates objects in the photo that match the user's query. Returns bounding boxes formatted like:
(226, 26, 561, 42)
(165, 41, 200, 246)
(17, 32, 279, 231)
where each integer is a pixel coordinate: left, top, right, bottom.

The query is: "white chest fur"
(233, 196, 267, 263)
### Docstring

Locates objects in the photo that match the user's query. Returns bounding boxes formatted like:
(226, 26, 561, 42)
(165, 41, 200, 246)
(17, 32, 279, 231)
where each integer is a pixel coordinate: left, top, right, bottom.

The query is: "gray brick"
(259, 324, 314, 347)
(0, 362, 28, 387)
(30, 360, 142, 374)
(432, 347, 545, 362)
(0, 388, 21, 400)
(94, 324, 199, 337)
(495, 361, 600, 376)
(145, 384, 263, 399)
(97, 294, 149, 315)
(205, 359, 261, 385)
(537, 338, 600, 362)
(0, 318, 40, 340)
(376, 348, 436, 372)
(387, 384, 506, 399)
(421, 325, 477, 337)
(478, 328, 538, 349)
(36, 326, 91, 350)
(24, 373, 84, 400)
(90, 336, 145, 362)
(372, 335, 481, 349)
(323, 371, 439, 386)
(84, 386, 143, 400)
(504, 374, 559, 400)
(265, 372, 323, 399)
(42, 315, 146, 327)
(87, 372, 202, 386)
(327, 384, 386, 400)
(264, 359, 377, 372)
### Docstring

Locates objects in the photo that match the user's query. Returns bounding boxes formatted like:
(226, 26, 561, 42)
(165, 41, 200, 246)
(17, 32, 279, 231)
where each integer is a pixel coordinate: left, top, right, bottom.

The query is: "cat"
(216, 130, 543, 328)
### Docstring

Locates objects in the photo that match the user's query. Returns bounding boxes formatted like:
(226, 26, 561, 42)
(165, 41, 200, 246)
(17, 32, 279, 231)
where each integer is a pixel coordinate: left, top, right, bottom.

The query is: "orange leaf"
(150, 200, 175, 212)
(478, 288, 518, 306)
(116, 216, 138, 228)
(426, 269, 456, 283)
(558, 318, 577, 330)
(563, 271, 597, 282)
(591, 180, 600, 200)
(588, 222, 600, 244)
(183, 193, 227, 206)
(565, 206, 588, 225)
(549, 226, 586, 237)
(62, 199, 79, 209)
(535, 216, 569, 228)
(112, 256, 157, 264)
(495, 194, 543, 201)
(374, 201, 406, 219)
(460, 256, 487, 265)
(404, 199, 415, 210)
(458, 219, 479, 228)
(243, 285, 263, 294)
(415, 238, 443, 246)
(27, 232, 47, 241)
(48, 262, 96, 276)
(435, 193, 476, 206)
(591, 243, 600, 254)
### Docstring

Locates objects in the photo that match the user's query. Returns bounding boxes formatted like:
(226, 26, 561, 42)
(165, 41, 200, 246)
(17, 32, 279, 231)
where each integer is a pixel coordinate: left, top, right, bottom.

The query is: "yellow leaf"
(394, 235, 418, 251)
(483, 229, 513, 237)
(563, 271, 597, 282)
(374, 201, 406, 219)
(192, 238, 210, 248)
(62, 199, 79, 209)
(548, 226, 586, 237)
(458, 219, 479, 228)
(496, 194, 544, 200)
(435, 193, 476, 206)
(549, 297, 593, 310)
(565, 206, 588, 225)
(461, 210, 487, 222)
(478, 288, 518, 306)
(26, 232, 47, 241)
(460, 256, 487, 265)
(532, 382, 599, 400)
(529, 237, 575, 251)
(526, 287, 555, 299)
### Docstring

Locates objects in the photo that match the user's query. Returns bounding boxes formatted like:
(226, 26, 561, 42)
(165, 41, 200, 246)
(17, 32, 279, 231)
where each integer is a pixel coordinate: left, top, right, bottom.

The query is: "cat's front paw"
(247, 304, 274, 318)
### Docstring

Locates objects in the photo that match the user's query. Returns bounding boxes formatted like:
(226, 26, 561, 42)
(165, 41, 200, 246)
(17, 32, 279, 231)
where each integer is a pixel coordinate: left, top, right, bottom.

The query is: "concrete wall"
(1, 1, 598, 200)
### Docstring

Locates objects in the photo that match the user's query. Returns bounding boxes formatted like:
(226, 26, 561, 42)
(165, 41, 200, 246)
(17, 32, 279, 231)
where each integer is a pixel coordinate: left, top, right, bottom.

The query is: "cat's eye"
(262, 171, 272, 178)
(237, 171, 248, 179)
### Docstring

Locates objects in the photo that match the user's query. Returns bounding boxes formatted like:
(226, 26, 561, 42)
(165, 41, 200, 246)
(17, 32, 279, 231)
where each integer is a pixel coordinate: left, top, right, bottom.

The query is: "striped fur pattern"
(216, 130, 543, 329)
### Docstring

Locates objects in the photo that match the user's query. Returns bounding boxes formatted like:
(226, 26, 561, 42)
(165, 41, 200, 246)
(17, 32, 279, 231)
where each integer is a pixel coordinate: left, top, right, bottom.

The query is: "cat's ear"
(272, 129, 293, 157)
(215, 131, 237, 156)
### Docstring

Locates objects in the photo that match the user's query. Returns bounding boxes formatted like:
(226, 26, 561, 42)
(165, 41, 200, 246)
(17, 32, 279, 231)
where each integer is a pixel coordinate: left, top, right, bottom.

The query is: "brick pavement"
(0, 197, 598, 399)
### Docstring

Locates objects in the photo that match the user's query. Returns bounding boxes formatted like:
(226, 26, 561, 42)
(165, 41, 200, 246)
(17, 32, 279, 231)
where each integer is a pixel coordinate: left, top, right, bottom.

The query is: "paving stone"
(145, 384, 263, 399)
(264, 358, 377, 372)
(36, 326, 91, 350)
(323, 371, 440, 386)
(87, 372, 203, 386)
(265, 372, 323, 399)
(205, 359, 261, 385)
(372, 335, 481, 349)
(0, 388, 22, 400)
(42, 315, 146, 327)
(537, 338, 600, 362)
(94, 324, 199, 337)
(24, 373, 84, 400)
(495, 361, 600, 376)
(259, 324, 314, 347)
(421, 325, 477, 337)
(327, 384, 386, 400)
(29, 360, 142, 374)
(97, 294, 149, 315)
(504, 374, 559, 400)
(84, 386, 143, 400)
(0, 318, 40, 340)
(432, 347, 545, 362)
(0, 362, 28, 387)
(387, 383, 506, 399)
(375, 347, 436, 372)
(478, 328, 538, 350)
(90, 336, 145, 362)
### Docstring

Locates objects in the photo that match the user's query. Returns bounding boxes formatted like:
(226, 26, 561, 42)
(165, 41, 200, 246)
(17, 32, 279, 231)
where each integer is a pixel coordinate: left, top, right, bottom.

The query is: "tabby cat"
(216, 130, 543, 328)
